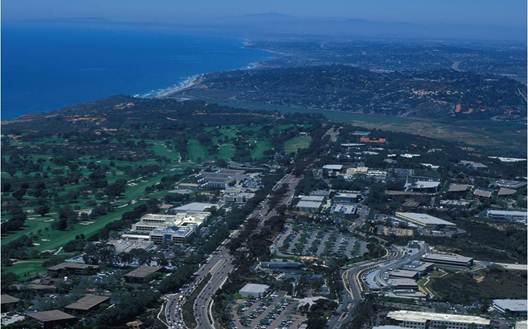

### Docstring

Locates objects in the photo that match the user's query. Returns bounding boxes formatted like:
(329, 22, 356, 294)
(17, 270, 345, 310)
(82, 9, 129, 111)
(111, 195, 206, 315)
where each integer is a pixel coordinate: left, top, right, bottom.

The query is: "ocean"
(1, 23, 268, 119)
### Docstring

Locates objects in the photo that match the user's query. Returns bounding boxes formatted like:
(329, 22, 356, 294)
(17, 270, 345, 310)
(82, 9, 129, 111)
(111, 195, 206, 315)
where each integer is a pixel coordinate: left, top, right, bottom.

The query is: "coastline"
(143, 42, 280, 99)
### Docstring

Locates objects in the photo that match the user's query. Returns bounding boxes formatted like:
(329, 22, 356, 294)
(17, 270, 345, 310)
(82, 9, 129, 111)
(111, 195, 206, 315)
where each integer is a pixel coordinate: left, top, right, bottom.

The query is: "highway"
(327, 242, 429, 328)
(164, 172, 301, 329)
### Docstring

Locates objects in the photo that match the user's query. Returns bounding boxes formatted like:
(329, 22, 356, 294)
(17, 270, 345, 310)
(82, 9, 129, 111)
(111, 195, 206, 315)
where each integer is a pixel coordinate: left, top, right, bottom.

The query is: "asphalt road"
(164, 172, 301, 329)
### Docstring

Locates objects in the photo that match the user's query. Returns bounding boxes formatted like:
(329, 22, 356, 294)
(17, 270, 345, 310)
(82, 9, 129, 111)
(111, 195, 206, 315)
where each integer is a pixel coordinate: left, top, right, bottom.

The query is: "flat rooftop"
(27, 310, 76, 323)
(172, 202, 217, 213)
(387, 278, 418, 286)
(387, 310, 490, 325)
(487, 210, 527, 217)
(422, 253, 473, 264)
(65, 294, 110, 311)
(296, 200, 323, 209)
(388, 270, 419, 278)
(492, 299, 528, 312)
(240, 283, 270, 294)
(323, 164, 343, 170)
(125, 265, 162, 278)
(447, 183, 472, 192)
(395, 212, 455, 227)
(413, 181, 440, 188)
(48, 262, 99, 271)
(298, 195, 325, 202)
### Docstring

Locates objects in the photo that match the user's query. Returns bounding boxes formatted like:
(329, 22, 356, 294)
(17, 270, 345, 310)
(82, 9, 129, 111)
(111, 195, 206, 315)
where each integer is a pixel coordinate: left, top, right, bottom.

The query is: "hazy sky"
(3, 0, 526, 28)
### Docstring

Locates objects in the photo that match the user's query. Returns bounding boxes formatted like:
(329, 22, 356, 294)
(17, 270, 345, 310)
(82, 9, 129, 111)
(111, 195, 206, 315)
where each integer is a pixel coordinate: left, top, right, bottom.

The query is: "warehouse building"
(491, 299, 528, 315)
(386, 310, 490, 329)
(239, 283, 270, 298)
(394, 212, 456, 229)
(422, 253, 473, 267)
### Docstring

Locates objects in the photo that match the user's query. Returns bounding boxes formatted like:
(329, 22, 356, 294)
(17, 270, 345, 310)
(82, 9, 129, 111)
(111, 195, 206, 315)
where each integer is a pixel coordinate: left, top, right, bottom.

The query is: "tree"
(36, 205, 50, 217)
(104, 179, 127, 198)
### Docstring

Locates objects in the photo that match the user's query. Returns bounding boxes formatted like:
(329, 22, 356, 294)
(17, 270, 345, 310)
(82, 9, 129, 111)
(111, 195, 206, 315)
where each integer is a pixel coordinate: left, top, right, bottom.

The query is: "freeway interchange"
(328, 242, 429, 328)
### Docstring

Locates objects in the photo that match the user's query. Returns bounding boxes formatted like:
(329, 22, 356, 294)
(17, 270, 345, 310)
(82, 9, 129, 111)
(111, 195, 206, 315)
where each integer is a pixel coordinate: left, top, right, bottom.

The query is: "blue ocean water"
(1, 23, 268, 119)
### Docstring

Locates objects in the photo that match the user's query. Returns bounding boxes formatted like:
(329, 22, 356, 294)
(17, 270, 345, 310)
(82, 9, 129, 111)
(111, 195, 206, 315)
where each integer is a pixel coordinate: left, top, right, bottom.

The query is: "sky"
(3, 0, 527, 28)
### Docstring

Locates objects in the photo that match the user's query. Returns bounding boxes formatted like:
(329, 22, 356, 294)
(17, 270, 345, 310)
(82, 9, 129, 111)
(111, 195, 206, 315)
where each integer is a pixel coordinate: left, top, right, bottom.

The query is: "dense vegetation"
(175, 66, 526, 120)
(430, 266, 527, 305)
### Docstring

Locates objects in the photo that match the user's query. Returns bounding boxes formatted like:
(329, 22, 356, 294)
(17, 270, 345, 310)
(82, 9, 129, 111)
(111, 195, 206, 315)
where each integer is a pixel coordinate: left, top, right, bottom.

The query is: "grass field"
(250, 139, 272, 160)
(217, 143, 236, 160)
(191, 97, 526, 155)
(8, 260, 46, 278)
(187, 139, 209, 162)
(284, 135, 312, 154)
(2, 164, 192, 278)
(150, 141, 181, 162)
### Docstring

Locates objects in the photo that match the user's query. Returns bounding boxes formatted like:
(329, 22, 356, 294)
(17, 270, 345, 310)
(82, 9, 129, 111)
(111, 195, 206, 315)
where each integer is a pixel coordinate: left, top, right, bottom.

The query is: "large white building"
(239, 283, 270, 298)
(491, 299, 528, 315)
(386, 310, 490, 329)
(126, 211, 209, 244)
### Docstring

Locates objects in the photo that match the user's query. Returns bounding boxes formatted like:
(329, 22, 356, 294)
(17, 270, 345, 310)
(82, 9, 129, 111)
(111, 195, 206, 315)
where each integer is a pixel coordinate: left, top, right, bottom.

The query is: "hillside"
(170, 66, 527, 120)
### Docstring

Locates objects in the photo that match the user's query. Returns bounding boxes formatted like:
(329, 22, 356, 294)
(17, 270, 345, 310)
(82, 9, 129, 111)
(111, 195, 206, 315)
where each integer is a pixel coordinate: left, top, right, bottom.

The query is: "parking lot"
(230, 291, 306, 329)
(275, 223, 367, 259)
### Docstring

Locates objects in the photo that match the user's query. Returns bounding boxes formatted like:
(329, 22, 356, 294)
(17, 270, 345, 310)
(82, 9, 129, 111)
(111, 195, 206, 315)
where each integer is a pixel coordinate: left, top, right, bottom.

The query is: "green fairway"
(189, 96, 527, 155)
(187, 139, 209, 162)
(217, 143, 236, 161)
(8, 260, 46, 278)
(150, 141, 181, 162)
(284, 135, 312, 154)
(250, 139, 272, 160)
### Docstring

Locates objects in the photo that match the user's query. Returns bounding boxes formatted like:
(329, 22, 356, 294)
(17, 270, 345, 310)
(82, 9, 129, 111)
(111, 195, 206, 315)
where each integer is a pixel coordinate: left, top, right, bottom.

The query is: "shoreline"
(138, 42, 281, 99)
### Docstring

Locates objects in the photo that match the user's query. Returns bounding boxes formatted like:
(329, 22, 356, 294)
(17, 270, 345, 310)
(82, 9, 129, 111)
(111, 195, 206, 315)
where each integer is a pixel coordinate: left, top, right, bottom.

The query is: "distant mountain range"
(11, 13, 526, 43)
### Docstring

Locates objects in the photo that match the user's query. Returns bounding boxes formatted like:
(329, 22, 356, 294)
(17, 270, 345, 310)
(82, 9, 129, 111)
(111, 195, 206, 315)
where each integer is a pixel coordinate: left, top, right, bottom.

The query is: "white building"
(386, 310, 490, 329)
(322, 164, 343, 177)
(394, 212, 456, 229)
(491, 299, 528, 315)
(296, 200, 323, 213)
(127, 212, 209, 244)
(171, 202, 217, 213)
(485, 210, 527, 223)
(239, 283, 270, 298)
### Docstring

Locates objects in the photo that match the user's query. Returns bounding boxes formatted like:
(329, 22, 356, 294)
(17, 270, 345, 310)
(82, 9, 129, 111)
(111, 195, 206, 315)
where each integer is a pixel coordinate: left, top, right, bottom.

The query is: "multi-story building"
(127, 211, 209, 244)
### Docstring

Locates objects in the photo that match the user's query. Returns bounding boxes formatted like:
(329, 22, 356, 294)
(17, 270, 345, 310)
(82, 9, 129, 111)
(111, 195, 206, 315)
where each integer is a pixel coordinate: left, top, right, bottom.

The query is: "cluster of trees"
(430, 265, 527, 305)
(1, 205, 27, 233)
(1, 235, 34, 265)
